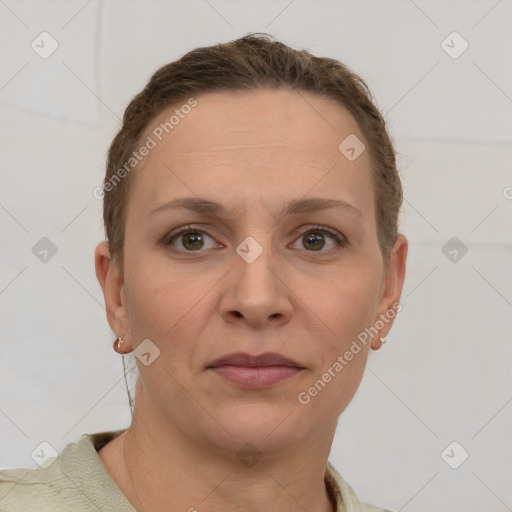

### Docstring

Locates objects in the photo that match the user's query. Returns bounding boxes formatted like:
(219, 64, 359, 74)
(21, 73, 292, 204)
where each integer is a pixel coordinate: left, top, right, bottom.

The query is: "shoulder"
(0, 463, 81, 512)
(0, 430, 133, 512)
(360, 502, 396, 512)
(325, 461, 395, 512)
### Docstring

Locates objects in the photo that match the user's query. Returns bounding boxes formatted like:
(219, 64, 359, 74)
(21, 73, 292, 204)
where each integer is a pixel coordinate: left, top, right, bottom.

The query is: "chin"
(205, 402, 309, 454)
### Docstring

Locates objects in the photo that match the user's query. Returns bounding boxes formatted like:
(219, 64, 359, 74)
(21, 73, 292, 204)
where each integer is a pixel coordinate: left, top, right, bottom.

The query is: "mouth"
(206, 352, 305, 389)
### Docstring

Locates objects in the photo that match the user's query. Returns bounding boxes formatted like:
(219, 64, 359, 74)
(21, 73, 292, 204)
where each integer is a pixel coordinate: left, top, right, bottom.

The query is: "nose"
(220, 239, 293, 329)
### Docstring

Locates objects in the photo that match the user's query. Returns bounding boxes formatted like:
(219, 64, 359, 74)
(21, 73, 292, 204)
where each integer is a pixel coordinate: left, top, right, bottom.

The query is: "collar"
(71, 429, 372, 512)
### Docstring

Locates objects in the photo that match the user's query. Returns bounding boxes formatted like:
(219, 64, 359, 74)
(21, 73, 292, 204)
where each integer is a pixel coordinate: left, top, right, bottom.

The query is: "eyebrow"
(148, 196, 363, 219)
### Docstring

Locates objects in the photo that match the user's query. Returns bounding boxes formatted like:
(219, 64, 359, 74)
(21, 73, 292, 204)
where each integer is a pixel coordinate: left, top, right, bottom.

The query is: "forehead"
(145, 88, 362, 152)
(127, 88, 374, 219)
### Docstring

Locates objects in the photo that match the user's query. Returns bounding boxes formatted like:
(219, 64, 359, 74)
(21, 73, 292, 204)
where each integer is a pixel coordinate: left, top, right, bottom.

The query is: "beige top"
(0, 429, 393, 511)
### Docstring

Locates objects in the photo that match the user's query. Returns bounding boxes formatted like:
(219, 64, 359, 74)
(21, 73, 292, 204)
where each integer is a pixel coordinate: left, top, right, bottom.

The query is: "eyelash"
(163, 224, 348, 253)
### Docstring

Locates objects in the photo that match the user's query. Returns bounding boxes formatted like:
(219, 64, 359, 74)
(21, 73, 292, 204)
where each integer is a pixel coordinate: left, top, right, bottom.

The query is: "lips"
(207, 351, 303, 369)
(207, 352, 304, 388)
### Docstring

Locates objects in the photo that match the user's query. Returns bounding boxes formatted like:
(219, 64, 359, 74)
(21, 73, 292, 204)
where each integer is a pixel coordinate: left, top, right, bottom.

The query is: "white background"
(1, 1, 511, 511)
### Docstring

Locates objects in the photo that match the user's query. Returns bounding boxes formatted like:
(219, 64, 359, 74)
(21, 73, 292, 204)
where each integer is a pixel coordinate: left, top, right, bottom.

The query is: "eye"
(163, 224, 348, 254)
(164, 225, 217, 252)
(292, 225, 347, 253)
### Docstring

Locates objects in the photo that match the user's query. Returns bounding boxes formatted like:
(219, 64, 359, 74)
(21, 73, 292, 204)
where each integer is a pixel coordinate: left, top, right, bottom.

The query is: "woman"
(0, 33, 407, 511)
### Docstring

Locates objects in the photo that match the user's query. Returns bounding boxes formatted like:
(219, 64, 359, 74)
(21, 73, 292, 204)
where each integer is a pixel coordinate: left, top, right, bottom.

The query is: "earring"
(113, 336, 124, 353)
(379, 336, 388, 344)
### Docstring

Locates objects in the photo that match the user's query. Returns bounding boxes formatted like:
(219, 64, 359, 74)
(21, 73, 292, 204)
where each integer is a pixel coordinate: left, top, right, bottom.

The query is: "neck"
(100, 402, 337, 512)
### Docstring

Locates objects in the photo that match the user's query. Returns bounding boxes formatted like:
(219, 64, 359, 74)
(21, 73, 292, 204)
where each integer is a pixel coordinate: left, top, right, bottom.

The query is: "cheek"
(122, 255, 179, 342)
(298, 285, 373, 418)
(303, 271, 379, 389)
(312, 269, 380, 337)
(123, 251, 214, 367)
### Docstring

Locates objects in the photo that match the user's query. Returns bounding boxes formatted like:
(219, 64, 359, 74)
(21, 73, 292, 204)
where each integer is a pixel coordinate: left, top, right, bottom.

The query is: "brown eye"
(181, 232, 204, 251)
(293, 227, 347, 253)
(165, 227, 216, 252)
(304, 233, 324, 250)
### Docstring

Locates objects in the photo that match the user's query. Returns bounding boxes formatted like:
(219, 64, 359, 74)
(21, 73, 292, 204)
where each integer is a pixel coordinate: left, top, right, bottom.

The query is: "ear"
(95, 241, 133, 351)
(371, 234, 408, 350)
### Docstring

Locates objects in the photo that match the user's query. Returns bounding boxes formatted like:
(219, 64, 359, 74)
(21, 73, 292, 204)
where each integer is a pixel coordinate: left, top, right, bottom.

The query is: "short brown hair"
(102, 33, 402, 274)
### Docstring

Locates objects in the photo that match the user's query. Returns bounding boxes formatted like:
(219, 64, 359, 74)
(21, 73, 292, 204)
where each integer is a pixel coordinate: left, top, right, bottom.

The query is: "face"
(96, 88, 407, 455)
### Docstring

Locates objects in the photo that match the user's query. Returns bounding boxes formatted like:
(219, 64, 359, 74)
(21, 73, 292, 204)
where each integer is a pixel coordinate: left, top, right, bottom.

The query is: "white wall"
(1, 1, 511, 511)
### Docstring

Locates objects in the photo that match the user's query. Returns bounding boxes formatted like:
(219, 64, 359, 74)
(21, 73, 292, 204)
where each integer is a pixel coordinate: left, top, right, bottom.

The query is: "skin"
(95, 88, 408, 512)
